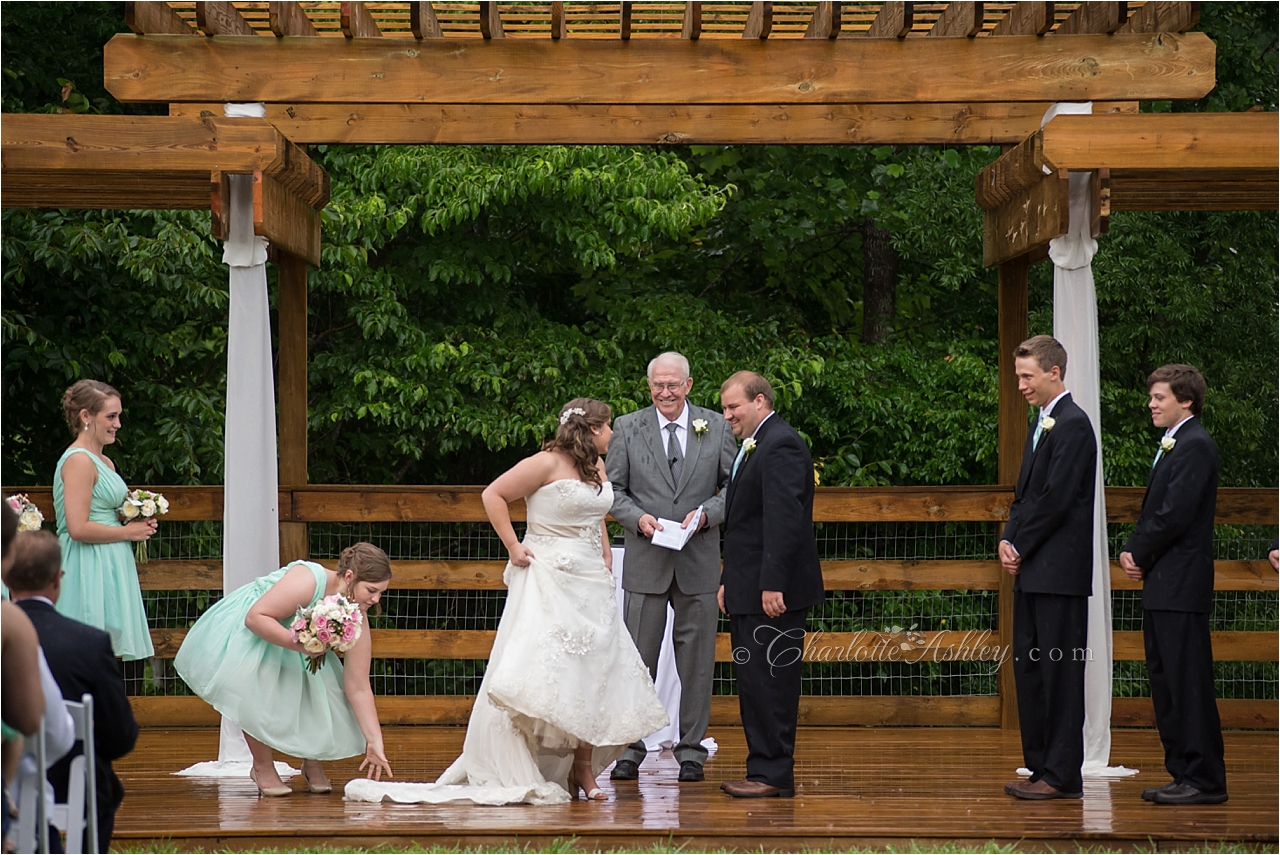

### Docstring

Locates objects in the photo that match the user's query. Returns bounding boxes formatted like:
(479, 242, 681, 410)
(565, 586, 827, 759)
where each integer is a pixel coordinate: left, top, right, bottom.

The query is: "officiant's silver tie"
(666, 422, 683, 484)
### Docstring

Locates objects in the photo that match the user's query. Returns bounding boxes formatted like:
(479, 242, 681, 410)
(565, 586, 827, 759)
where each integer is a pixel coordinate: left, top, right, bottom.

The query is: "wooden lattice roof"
(138, 2, 1196, 40)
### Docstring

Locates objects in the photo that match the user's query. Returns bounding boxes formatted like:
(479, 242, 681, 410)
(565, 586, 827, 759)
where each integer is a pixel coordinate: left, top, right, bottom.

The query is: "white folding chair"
(50, 695, 98, 855)
(14, 719, 49, 853)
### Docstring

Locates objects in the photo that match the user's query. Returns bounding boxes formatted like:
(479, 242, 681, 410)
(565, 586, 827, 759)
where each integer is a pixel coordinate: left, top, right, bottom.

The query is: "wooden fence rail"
(5, 484, 1275, 730)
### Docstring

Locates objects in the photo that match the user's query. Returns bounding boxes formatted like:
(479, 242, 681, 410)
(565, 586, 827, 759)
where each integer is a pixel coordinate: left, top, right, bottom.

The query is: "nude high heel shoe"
(250, 768, 292, 798)
(302, 767, 333, 794)
(572, 760, 607, 801)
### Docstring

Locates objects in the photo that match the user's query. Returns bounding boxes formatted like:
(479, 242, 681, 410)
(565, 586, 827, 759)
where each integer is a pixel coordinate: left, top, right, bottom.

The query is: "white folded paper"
(651, 507, 701, 551)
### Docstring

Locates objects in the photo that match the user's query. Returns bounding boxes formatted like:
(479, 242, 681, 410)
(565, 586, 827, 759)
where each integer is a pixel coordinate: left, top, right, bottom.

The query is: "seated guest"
(1, 503, 44, 847)
(6, 531, 139, 852)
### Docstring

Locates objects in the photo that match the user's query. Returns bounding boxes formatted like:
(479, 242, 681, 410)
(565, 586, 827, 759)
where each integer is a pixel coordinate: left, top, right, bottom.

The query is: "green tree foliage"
(1, 2, 1275, 491)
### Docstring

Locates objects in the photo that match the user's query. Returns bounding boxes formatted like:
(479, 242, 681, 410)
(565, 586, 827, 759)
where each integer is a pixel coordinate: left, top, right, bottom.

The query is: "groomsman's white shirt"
(1040, 389, 1070, 420)
(657, 401, 690, 456)
(1164, 413, 1195, 439)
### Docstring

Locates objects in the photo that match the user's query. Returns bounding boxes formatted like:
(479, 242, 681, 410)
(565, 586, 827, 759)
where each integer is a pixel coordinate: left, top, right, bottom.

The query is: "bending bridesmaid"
(174, 544, 394, 796)
(54, 380, 156, 661)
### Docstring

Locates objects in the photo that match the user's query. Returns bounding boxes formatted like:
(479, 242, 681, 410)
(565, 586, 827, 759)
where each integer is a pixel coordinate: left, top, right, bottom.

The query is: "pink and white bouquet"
(118, 489, 169, 563)
(290, 594, 365, 674)
(6, 495, 44, 532)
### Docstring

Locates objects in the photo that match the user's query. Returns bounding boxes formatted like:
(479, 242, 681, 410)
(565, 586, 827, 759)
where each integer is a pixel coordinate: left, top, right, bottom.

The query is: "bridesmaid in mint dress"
(175, 543, 394, 796)
(54, 380, 157, 661)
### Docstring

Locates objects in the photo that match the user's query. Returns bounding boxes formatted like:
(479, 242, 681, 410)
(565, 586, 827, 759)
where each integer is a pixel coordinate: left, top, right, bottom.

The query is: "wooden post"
(996, 254, 1029, 730)
(277, 250, 309, 564)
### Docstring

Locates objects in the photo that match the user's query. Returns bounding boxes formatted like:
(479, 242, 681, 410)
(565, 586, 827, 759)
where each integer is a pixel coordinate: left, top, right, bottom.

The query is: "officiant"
(606, 352, 737, 784)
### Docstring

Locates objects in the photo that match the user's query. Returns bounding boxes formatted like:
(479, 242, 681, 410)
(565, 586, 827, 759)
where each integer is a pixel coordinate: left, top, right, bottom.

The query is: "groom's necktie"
(665, 423, 683, 485)
(1032, 409, 1045, 451)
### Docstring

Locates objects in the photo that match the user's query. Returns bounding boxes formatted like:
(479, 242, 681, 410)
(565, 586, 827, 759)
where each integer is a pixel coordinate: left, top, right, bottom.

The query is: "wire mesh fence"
(128, 519, 1277, 702)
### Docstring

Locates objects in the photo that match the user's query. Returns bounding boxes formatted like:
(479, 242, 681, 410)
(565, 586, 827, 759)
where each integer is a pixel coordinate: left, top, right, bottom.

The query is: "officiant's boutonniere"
(1040, 416, 1056, 433)
(742, 437, 757, 457)
(1160, 436, 1176, 453)
(692, 419, 709, 440)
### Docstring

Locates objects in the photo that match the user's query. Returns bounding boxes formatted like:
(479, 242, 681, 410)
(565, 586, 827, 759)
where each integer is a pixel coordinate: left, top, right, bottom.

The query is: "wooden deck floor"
(113, 726, 1277, 851)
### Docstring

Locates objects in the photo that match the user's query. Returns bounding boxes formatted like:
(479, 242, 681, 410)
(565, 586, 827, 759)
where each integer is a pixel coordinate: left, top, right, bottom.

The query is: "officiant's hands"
(681, 507, 708, 532)
(638, 514, 662, 538)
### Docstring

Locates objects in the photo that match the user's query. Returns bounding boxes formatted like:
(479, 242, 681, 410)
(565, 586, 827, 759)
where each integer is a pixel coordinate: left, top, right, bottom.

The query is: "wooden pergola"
(5, 1, 1277, 730)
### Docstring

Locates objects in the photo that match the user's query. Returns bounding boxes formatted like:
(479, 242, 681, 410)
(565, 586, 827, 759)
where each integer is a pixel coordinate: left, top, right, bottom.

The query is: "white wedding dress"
(346, 478, 669, 805)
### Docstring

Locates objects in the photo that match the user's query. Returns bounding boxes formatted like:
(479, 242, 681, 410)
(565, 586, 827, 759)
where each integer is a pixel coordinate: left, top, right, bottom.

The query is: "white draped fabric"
(1036, 102, 1137, 779)
(177, 104, 297, 778)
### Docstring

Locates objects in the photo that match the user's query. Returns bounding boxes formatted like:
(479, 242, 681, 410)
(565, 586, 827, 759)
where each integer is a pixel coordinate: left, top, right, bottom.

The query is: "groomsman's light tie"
(731, 442, 747, 480)
(1032, 409, 1045, 451)
(666, 422, 683, 484)
(1152, 441, 1167, 470)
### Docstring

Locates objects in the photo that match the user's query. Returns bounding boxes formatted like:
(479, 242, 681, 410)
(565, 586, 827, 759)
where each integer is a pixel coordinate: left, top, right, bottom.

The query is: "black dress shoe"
(610, 759, 639, 781)
(678, 761, 704, 783)
(1150, 783, 1228, 805)
(1142, 780, 1179, 801)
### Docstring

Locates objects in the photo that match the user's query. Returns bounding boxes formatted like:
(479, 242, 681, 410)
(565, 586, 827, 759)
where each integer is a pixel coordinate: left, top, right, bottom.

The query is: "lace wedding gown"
(346, 478, 669, 805)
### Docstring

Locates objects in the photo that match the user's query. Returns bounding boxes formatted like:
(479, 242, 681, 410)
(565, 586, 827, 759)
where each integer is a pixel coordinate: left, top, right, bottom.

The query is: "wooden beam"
(975, 130, 1048, 211)
(1118, 1, 1200, 33)
(619, 1, 632, 40)
(550, 1, 567, 39)
(1039, 113, 1279, 172)
(1054, 1, 1126, 35)
(990, 2, 1054, 36)
(410, 2, 442, 38)
(1114, 631, 1278, 662)
(257, 171, 321, 266)
(864, 1, 912, 38)
(277, 249, 309, 564)
(479, 1, 503, 39)
(982, 167, 1070, 266)
(1091, 166, 1110, 236)
(195, 2, 256, 36)
(1111, 698, 1277, 730)
(1111, 560, 1278, 592)
(995, 254, 1028, 732)
(170, 101, 1065, 146)
(804, 2, 841, 39)
(269, 1, 318, 37)
(681, 1, 701, 39)
(742, 2, 772, 39)
(9, 484, 1276, 530)
(341, 1, 381, 38)
(1109, 170, 1279, 211)
(929, 1, 983, 37)
(125, 2, 196, 35)
(105, 33, 1219, 105)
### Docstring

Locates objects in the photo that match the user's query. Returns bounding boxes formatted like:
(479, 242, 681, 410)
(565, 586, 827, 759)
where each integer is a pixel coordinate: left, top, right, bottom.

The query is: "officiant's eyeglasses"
(649, 381, 690, 392)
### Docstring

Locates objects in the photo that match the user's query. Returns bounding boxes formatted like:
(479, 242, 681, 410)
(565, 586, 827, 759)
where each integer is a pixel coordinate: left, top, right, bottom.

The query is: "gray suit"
(607, 402, 736, 766)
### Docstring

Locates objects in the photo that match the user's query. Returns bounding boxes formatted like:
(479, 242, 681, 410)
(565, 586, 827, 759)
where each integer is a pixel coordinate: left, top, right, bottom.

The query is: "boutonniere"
(1040, 416, 1056, 433)
(692, 419, 708, 440)
(1160, 436, 1176, 453)
(742, 437, 757, 456)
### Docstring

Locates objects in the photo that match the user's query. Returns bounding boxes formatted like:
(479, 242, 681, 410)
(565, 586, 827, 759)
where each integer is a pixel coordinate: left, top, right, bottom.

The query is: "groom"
(718, 371, 824, 798)
(607, 352, 737, 783)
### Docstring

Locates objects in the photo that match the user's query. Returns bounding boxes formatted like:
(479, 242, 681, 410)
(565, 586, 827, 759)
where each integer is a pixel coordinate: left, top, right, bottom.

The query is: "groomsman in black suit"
(6, 531, 139, 851)
(999, 336, 1097, 801)
(717, 371, 825, 799)
(1120, 364, 1228, 805)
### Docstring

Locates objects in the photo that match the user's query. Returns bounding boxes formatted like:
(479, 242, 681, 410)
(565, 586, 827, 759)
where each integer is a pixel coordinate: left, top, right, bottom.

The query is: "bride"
(347, 398, 669, 805)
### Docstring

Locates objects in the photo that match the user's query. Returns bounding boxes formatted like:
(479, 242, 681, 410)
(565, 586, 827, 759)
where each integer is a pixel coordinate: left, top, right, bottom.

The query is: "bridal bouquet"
(290, 594, 365, 674)
(118, 489, 169, 563)
(6, 495, 44, 532)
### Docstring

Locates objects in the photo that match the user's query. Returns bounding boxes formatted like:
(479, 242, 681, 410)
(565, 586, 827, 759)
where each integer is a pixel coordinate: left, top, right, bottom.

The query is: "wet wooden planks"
(112, 726, 1277, 850)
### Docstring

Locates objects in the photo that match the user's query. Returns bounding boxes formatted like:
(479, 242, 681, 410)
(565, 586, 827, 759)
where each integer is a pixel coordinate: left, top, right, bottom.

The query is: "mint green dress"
(53, 447, 155, 661)
(174, 561, 367, 760)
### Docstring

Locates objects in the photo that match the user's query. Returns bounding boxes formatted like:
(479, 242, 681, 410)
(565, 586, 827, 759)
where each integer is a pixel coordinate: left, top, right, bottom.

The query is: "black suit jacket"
(1122, 417, 1219, 613)
(721, 414, 825, 615)
(13, 599, 139, 812)
(1001, 394, 1098, 597)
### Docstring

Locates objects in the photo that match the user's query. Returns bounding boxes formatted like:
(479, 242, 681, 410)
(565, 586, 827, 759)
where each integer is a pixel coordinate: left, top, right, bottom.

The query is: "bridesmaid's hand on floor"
(359, 745, 393, 781)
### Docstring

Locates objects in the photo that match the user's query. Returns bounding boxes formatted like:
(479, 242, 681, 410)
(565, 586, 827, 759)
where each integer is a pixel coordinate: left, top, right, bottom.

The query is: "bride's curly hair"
(543, 398, 611, 491)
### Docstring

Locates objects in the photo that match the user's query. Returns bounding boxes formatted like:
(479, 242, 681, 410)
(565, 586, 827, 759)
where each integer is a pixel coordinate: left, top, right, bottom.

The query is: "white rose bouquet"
(6, 494, 44, 532)
(290, 594, 365, 674)
(118, 489, 169, 563)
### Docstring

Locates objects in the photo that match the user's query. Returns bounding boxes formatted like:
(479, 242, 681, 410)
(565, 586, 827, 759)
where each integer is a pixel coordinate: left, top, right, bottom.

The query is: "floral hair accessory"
(559, 407, 586, 426)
